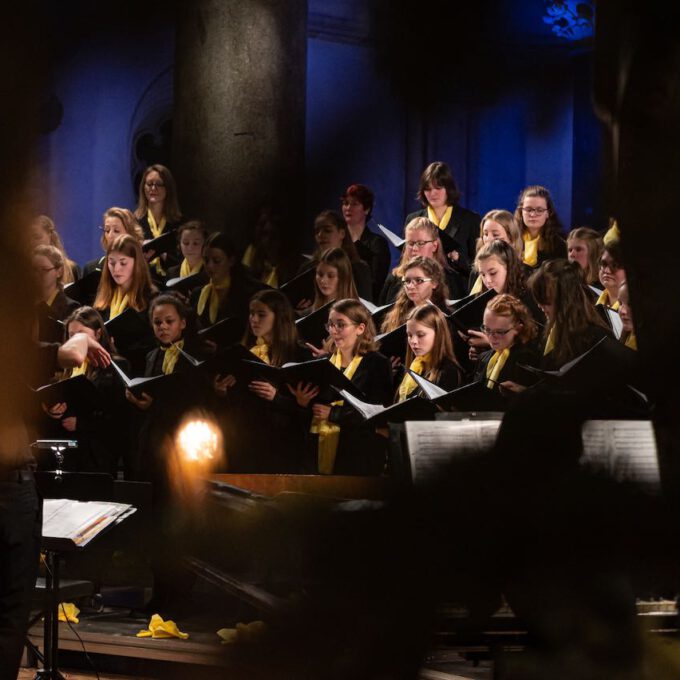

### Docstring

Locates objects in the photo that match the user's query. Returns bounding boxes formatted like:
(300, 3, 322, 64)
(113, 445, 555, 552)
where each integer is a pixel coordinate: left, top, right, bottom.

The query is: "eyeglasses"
(145, 181, 165, 189)
(520, 207, 549, 216)
(405, 240, 435, 248)
(401, 277, 432, 287)
(33, 266, 57, 274)
(325, 321, 356, 331)
(480, 325, 515, 337)
(598, 259, 621, 272)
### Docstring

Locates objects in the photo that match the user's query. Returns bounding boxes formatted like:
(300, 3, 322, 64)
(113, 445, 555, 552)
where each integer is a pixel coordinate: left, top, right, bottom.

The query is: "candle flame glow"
(177, 419, 219, 462)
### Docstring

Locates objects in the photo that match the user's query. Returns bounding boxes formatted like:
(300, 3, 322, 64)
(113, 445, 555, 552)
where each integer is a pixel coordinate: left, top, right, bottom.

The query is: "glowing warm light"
(177, 419, 219, 462)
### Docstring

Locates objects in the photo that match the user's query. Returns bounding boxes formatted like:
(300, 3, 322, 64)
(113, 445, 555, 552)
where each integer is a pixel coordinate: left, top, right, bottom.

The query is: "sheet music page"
(43, 499, 134, 545)
(606, 308, 623, 340)
(581, 420, 660, 491)
(410, 371, 447, 399)
(339, 390, 384, 419)
(405, 421, 501, 484)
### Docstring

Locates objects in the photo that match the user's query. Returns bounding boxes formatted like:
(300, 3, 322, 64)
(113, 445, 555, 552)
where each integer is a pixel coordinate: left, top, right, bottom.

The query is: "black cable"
(42, 554, 101, 680)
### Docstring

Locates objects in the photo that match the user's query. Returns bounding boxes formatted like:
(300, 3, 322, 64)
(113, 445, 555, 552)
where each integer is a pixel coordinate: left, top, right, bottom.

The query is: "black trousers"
(0, 476, 41, 679)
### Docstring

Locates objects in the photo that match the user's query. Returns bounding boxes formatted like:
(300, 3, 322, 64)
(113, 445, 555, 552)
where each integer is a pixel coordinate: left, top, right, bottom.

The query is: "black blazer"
(83, 256, 105, 278)
(399, 356, 462, 401)
(36, 290, 80, 342)
(354, 226, 391, 301)
(405, 204, 481, 264)
(190, 264, 268, 329)
(526, 236, 568, 269)
(474, 342, 542, 387)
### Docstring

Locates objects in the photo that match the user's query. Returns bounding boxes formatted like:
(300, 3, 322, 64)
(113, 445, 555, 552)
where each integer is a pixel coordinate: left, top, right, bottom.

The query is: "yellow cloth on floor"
(486, 347, 510, 390)
(137, 614, 189, 640)
(427, 204, 453, 232)
(161, 339, 184, 375)
(249, 337, 271, 364)
(310, 352, 363, 474)
(397, 354, 429, 402)
(217, 620, 266, 645)
(522, 232, 540, 267)
(57, 602, 79, 623)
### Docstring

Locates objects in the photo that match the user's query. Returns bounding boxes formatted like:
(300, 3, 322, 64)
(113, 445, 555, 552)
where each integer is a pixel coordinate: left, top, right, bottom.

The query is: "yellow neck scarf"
(249, 337, 271, 364)
(596, 288, 621, 311)
(427, 205, 453, 232)
(397, 353, 430, 402)
(147, 210, 168, 276)
(242, 244, 278, 287)
(624, 332, 637, 350)
(180, 258, 203, 278)
(161, 339, 184, 375)
(522, 231, 540, 267)
(46, 290, 59, 307)
(197, 277, 231, 325)
(71, 360, 89, 378)
(109, 288, 129, 319)
(544, 325, 556, 356)
(470, 274, 484, 295)
(310, 352, 363, 475)
(486, 348, 510, 389)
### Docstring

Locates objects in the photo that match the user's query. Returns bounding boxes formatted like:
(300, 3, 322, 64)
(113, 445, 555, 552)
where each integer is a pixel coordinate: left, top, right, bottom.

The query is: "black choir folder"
(279, 266, 316, 308)
(33, 374, 100, 412)
(42, 497, 136, 551)
(334, 389, 436, 425)
(105, 308, 151, 345)
(408, 370, 507, 412)
(178, 343, 260, 378)
(295, 301, 333, 347)
(359, 298, 394, 330)
(110, 359, 180, 399)
(376, 323, 407, 361)
(198, 316, 245, 348)
(240, 357, 365, 403)
(447, 288, 496, 333)
(142, 230, 177, 258)
(165, 271, 208, 296)
(402, 419, 659, 489)
(64, 269, 102, 305)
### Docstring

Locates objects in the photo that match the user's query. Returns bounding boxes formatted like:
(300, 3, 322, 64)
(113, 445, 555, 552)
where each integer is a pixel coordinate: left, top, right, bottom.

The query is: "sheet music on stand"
(42, 498, 136, 549)
(405, 420, 502, 485)
(580, 420, 660, 492)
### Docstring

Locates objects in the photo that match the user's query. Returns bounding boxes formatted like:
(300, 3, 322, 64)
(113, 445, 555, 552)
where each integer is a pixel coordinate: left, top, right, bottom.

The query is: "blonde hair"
(94, 235, 153, 313)
(478, 209, 523, 256)
(392, 216, 449, 278)
(101, 207, 144, 250)
(567, 227, 603, 286)
(33, 244, 66, 289)
(31, 215, 76, 284)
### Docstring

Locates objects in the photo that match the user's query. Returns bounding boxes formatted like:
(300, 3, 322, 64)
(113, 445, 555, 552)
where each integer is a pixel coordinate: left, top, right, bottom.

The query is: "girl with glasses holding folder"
(291, 299, 392, 475)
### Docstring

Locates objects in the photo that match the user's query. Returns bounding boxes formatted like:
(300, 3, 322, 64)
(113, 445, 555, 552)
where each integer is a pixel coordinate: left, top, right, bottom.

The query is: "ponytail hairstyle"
(404, 303, 459, 382)
(381, 256, 449, 333)
(62, 306, 115, 379)
(94, 234, 154, 312)
(313, 247, 359, 310)
(478, 209, 523, 256)
(474, 239, 526, 297)
(31, 215, 76, 284)
(100, 207, 144, 250)
(33, 244, 66, 290)
(323, 298, 378, 356)
(567, 227, 603, 285)
(485, 294, 537, 346)
(392, 216, 450, 278)
(241, 289, 300, 367)
(416, 161, 461, 206)
(514, 185, 564, 254)
(528, 259, 608, 366)
(135, 164, 182, 223)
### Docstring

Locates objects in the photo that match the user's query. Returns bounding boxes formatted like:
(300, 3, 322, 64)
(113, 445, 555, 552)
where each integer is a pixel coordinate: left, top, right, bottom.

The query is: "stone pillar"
(173, 0, 307, 247)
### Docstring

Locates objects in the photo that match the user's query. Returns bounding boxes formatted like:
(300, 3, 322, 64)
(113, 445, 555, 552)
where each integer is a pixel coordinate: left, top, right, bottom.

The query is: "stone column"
(173, 0, 307, 247)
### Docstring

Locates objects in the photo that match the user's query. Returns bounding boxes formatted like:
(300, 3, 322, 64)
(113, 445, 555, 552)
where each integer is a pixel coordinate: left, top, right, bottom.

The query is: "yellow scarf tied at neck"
(625, 332, 638, 350)
(109, 288, 129, 319)
(470, 274, 484, 295)
(310, 352, 363, 475)
(180, 258, 203, 278)
(522, 231, 540, 267)
(486, 347, 510, 390)
(544, 326, 556, 355)
(249, 337, 271, 364)
(427, 204, 453, 232)
(197, 277, 231, 325)
(242, 244, 278, 287)
(398, 353, 430, 402)
(137, 614, 189, 640)
(595, 289, 621, 311)
(147, 210, 167, 277)
(71, 360, 89, 378)
(161, 339, 184, 375)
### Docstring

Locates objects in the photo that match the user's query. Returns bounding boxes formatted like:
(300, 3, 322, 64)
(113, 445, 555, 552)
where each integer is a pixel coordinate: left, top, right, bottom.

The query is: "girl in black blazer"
(472, 294, 541, 395)
(396, 303, 462, 402)
(514, 185, 567, 269)
(291, 299, 393, 476)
